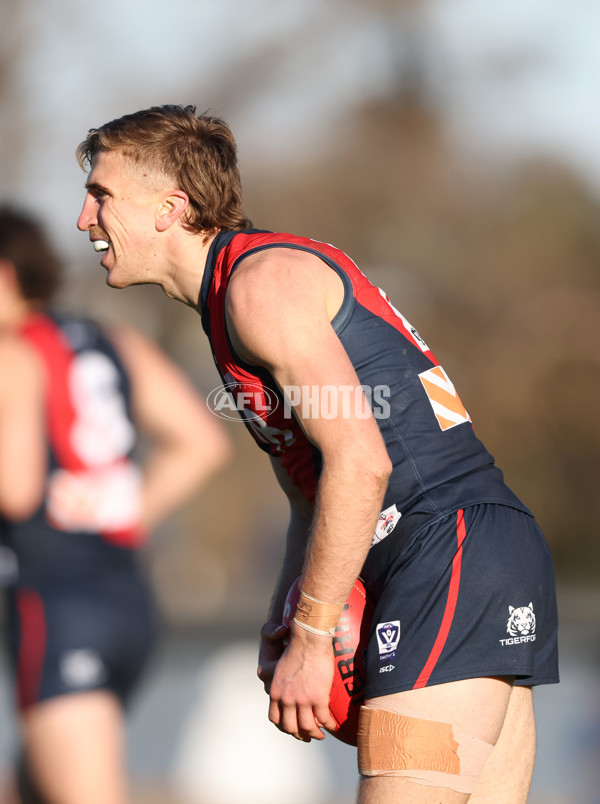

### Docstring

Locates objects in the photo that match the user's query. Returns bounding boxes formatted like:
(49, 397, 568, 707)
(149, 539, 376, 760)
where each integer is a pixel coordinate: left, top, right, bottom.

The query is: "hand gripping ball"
(282, 576, 374, 746)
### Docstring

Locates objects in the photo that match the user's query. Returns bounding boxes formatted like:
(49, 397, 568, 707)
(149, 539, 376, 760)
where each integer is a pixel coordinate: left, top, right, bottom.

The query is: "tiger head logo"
(507, 603, 536, 637)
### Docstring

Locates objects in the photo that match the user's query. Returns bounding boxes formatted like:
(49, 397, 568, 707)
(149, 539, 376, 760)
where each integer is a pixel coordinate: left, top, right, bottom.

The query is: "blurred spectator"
(0, 205, 232, 804)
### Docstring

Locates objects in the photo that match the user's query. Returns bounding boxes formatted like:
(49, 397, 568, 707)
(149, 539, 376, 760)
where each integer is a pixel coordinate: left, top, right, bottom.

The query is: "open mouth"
(92, 239, 110, 253)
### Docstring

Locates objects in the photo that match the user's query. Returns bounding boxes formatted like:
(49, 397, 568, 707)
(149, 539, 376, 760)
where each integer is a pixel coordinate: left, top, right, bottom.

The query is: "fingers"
(313, 701, 338, 735)
(268, 687, 336, 742)
(260, 621, 288, 642)
(257, 621, 290, 693)
(268, 697, 325, 743)
(262, 622, 336, 742)
(297, 703, 327, 741)
(257, 659, 276, 692)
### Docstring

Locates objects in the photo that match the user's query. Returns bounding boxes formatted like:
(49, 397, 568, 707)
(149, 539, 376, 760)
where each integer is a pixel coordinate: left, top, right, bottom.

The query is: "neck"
(160, 230, 218, 307)
(0, 297, 36, 331)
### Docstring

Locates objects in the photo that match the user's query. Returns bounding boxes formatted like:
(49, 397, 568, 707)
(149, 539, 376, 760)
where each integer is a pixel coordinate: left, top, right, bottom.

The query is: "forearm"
(300, 454, 390, 606)
(267, 457, 389, 742)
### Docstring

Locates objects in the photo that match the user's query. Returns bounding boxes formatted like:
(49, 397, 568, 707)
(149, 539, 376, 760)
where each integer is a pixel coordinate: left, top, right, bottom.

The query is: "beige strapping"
(358, 708, 460, 775)
(294, 592, 344, 635)
(357, 703, 494, 794)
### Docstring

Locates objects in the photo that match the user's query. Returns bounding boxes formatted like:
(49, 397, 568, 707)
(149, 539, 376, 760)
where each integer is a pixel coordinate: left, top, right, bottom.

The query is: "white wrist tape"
(292, 617, 336, 638)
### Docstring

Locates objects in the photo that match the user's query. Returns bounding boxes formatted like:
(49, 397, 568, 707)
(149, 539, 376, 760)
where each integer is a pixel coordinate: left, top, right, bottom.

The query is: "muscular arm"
(227, 249, 392, 740)
(0, 337, 46, 520)
(110, 325, 233, 532)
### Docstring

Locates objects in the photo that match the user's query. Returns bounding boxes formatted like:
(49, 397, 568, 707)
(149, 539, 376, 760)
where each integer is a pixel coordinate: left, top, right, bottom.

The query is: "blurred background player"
(0, 205, 232, 804)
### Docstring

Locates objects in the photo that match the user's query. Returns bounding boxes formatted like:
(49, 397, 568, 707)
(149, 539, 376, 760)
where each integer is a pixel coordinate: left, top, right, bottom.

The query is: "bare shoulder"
(228, 247, 338, 306)
(225, 247, 344, 366)
(0, 333, 38, 360)
(0, 335, 44, 391)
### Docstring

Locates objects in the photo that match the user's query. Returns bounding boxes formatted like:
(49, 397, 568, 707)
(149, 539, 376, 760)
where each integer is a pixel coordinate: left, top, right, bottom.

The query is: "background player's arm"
(110, 324, 233, 532)
(226, 249, 391, 740)
(0, 337, 46, 520)
(267, 454, 314, 620)
(257, 456, 313, 693)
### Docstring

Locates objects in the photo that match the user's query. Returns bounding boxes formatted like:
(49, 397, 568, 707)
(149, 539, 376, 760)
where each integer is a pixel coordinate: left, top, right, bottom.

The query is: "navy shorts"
(4, 571, 157, 711)
(362, 503, 559, 698)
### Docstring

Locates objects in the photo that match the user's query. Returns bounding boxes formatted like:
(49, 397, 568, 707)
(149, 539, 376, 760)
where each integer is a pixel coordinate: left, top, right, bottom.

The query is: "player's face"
(77, 150, 166, 289)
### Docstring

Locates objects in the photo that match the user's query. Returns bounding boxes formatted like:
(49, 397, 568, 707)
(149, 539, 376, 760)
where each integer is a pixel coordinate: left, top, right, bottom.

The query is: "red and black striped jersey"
(0, 311, 144, 587)
(200, 230, 527, 518)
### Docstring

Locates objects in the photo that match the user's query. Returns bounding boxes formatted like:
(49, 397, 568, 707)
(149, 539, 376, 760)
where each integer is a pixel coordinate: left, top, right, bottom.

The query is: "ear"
(155, 190, 189, 232)
(0, 258, 19, 289)
(0, 259, 23, 319)
(508, 606, 514, 614)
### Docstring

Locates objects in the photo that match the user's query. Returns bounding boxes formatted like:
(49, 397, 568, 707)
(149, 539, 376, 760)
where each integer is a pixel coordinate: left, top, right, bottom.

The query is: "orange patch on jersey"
(419, 366, 471, 431)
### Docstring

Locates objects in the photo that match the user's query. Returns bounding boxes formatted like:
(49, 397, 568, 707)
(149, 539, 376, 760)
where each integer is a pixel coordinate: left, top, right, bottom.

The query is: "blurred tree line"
(1, 4, 598, 628)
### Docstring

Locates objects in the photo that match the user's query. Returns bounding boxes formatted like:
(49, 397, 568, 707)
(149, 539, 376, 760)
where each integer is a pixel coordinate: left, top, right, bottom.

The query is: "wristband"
(293, 590, 345, 637)
(292, 618, 336, 637)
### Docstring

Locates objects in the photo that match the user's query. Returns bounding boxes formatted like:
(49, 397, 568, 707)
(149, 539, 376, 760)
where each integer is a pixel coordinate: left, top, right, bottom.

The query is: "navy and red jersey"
(200, 230, 528, 520)
(0, 311, 144, 588)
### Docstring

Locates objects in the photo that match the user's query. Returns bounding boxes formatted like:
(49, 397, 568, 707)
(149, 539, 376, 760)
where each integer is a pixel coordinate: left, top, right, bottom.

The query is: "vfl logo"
(376, 620, 400, 660)
(499, 602, 537, 647)
(419, 366, 471, 431)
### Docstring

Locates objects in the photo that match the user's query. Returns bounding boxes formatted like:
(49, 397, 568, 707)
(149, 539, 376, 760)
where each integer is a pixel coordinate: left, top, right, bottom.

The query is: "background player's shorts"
(4, 570, 157, 710)
(362, 503, 559, 697)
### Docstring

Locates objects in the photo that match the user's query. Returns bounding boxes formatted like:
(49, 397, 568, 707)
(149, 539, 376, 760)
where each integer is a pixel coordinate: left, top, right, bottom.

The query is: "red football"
(282, 576, 373, 746)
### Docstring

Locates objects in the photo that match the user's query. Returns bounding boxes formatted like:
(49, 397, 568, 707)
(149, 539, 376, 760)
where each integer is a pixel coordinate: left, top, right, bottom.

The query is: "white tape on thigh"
(357, 700, 494, 794)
